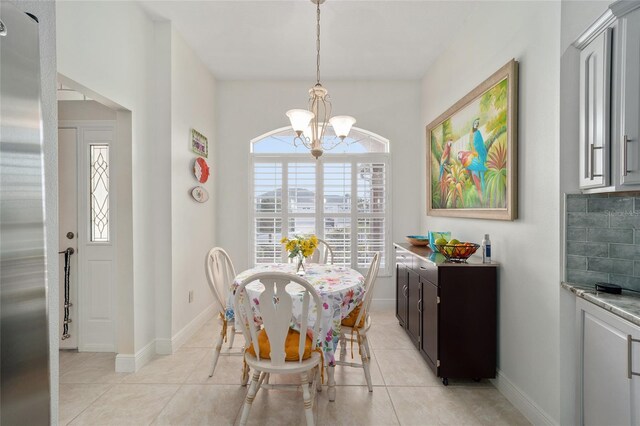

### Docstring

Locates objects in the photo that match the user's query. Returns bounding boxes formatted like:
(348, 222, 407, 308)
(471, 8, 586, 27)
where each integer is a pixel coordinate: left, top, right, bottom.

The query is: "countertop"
(561, 282, 640, 327)
(394, 242, 498, 267)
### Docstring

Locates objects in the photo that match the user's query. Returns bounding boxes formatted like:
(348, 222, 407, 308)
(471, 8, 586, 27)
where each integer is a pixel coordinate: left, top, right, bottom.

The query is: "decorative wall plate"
(191, 186, 209, 203)
(193, 157, 210, 183)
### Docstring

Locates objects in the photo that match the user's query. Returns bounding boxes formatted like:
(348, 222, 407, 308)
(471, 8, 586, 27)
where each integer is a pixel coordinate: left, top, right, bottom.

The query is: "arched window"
(250, 126, 391, 275)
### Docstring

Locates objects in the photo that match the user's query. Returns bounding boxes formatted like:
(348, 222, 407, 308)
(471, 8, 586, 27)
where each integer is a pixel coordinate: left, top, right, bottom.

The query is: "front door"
(58, 128, 79, 349)
(58, 122, 117, 352)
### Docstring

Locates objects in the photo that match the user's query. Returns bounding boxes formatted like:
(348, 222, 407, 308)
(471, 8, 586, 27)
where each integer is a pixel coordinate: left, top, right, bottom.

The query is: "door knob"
(66, 232, 74, 239)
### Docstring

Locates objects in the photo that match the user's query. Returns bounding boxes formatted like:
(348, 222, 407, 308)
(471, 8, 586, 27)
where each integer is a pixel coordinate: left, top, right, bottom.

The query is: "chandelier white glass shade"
(286, 0, 356, 159)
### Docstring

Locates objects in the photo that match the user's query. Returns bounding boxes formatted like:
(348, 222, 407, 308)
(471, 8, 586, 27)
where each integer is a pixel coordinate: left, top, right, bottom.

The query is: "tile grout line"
(131, 347, 209, 424)
(61, 383, 115, 426)
(146, 383, 183, 426)
(384, 385, 403, 425)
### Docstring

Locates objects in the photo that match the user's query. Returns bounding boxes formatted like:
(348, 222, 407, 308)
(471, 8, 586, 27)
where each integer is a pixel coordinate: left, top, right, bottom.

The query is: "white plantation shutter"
(255, 218, 282, 263)
(254, 162, 283, 264)
(323, 162, 352, 266)
(323, 163, 351, 213)
(357, 163, 386, 269)
(288, 162, 316, 247)
(251, 129, 390, 274)
(288, 217, 315, 237)
(324, 217, 351, 265)
(288, 162, 315, 213)
(254, 162, 282, 213)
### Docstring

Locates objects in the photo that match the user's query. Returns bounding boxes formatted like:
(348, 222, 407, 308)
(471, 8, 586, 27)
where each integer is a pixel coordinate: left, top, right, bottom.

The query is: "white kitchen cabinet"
(576, 2, 640, 192)
(576, 298, 640, 425)
(578, 28, 611, 189)
(615, 6, 640, 186)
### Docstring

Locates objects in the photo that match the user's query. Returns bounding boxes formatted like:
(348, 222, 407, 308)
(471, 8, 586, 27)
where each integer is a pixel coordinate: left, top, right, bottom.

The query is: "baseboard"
(115, 339, 156, 373)
(491, 369, 557, 426)
(115, 353, 135, 373)
(170, 305, 215, 353)
(370, 298, 395, 310)
(115, 307, 215, 371)
(155, 338, 172, 355)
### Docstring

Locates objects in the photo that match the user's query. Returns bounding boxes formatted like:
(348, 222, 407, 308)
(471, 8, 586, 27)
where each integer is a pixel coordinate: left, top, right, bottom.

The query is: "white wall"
(13, 0, 59, 421)
(152, 21, 173, 353)
(216, 80, 422, 304)
(420, 2, 561, 424)
(169, 29, 217, 337)
(558, 2, 610, 425)
(57, 1, 160, 356)
(57, 3, 219, 358)
(58, 100, 117, 121)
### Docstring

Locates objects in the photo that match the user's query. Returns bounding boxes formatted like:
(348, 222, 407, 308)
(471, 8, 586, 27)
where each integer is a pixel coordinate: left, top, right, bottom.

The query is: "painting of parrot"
(439, 140, 452, 180)
(457, 150, 487, 195)
(471, 118, 487, 164)
(428, 73, 513, 214)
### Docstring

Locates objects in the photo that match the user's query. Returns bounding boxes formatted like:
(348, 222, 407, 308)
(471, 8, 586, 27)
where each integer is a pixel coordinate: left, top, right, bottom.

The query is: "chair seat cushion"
(341, 304, 365, 328)
(246, 328, 313, 361)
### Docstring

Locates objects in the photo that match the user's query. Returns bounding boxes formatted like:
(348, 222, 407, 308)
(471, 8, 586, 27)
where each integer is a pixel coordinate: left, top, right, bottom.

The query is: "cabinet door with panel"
(396, 262, 408, 327)
(577, 298, 640, 426)
(579, 28, 612, 189)
(617, 7, 640, 186)
(406, 268, 421, 348)
(420, 278, 438, 370)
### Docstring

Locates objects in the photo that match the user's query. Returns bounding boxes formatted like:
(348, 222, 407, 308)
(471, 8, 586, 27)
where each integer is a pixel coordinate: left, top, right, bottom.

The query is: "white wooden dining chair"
(205, 247, 247, 381)
(307, 238, 334, 264)
(335, 252, 381, 392)
(234, 272, 323, 426)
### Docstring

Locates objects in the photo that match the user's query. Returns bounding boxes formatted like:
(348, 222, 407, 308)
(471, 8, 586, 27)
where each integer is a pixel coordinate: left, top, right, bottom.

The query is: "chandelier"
(286, 0, 356, 159)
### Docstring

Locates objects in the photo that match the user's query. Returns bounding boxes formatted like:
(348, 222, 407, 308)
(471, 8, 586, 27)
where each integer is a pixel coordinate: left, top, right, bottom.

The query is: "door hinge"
(437, 360, 441, 367)
(418, 336, 421, 343)
(437, 296, 440, 304)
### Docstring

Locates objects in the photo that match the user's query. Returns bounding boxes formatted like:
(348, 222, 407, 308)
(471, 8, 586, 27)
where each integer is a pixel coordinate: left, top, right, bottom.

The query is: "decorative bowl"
(406, 235, 430, 246)
(434, 243, 480, 262)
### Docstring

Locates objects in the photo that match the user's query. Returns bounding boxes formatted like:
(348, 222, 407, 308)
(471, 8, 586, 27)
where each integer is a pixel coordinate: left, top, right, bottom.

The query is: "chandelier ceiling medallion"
(286, 0, 356, 159)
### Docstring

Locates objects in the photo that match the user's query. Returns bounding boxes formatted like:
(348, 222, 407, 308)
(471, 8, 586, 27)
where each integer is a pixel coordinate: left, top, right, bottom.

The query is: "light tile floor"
(59, 309, 530, 425)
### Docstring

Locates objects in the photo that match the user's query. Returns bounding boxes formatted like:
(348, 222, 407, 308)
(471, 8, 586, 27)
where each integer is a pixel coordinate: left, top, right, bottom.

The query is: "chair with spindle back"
(307, 238, 334, 264)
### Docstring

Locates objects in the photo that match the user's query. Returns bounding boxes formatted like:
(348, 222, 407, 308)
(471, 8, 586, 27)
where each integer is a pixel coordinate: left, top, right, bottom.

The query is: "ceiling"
(139, 1, 481, 80)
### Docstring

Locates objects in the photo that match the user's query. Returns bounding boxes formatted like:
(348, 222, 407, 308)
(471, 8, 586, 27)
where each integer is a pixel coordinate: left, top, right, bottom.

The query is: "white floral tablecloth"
(227, 263, 365, 365)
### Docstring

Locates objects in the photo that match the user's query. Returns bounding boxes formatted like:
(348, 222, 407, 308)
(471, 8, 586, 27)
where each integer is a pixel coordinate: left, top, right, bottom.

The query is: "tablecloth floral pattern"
(228, 263, 365, 365)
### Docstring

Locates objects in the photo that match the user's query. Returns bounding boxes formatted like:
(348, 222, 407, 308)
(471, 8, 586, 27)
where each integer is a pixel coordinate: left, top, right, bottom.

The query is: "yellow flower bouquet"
(280, 234, 318, 274)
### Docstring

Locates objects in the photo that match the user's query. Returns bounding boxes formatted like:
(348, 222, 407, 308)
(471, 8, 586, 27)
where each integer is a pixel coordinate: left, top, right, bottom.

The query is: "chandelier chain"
(316, 0, 321, 85)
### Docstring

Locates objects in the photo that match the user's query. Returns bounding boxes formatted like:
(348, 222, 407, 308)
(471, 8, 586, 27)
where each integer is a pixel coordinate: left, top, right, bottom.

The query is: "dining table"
(227, 262, 366, 401)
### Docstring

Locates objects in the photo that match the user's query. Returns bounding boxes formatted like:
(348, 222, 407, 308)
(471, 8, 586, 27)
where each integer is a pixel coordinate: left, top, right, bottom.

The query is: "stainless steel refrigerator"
(0, 3, 51, 424)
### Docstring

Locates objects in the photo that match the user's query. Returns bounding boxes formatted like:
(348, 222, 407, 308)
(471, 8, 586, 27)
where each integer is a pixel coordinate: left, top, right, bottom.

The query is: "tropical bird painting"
(457, 149, 487, 195)
(458, 118, 488, 199)
(471, 119, 487, 164)
(429, 77, 510, 210)
(439, 140, 452, 180)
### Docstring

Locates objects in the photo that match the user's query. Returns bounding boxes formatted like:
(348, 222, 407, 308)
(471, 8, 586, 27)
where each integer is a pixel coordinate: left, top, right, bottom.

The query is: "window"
(250, 127, 391, 275)
(90, 144, 110, 242)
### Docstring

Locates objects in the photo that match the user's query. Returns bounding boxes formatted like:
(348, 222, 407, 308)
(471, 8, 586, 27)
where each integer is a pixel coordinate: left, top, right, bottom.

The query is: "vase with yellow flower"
(280, 234, 318, 275)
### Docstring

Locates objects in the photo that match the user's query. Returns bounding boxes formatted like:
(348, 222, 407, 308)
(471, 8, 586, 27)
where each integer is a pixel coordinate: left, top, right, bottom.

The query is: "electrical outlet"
(188, 290, 194, 303)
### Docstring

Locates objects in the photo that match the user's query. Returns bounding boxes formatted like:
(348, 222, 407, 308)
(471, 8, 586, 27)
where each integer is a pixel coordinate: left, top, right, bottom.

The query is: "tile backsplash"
(565, 192, 640, 292)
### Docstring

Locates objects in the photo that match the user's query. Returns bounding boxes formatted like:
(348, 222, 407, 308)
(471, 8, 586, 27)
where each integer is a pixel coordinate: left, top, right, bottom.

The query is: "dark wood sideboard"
(394, 243, 498, 385)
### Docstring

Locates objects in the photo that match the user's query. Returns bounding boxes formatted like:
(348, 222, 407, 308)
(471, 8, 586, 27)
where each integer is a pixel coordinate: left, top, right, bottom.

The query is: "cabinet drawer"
(396, 250, 414, 270)
(415, 259, 438, 285)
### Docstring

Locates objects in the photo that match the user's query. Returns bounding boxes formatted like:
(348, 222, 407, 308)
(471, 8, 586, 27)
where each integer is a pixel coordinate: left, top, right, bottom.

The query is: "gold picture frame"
(426, 59, 518, 220)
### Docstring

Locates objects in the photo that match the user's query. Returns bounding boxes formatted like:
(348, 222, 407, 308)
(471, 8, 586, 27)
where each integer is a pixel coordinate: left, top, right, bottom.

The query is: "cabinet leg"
(442, 377, 449, 386)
